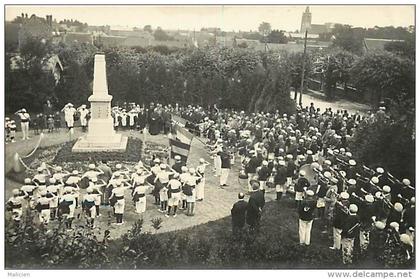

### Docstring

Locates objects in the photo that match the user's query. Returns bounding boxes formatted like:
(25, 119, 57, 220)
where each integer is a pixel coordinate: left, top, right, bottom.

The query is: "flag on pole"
(175, 124, 194, 144)
(169, 138, 191, 163)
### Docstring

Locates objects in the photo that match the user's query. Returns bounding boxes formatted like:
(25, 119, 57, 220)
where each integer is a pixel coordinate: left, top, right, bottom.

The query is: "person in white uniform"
(109, 180, 130, 225)
(195, 158, 210, 201)
(77, 104, 90, 132)
(167, 172, 182, 217)
(7, 189, 27, 225)
(15, 108, 31, 140)
(62, 103, 76, 137)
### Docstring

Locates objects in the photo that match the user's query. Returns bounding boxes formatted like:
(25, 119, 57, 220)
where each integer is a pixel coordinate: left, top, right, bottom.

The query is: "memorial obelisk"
(72, 53, 128, 152)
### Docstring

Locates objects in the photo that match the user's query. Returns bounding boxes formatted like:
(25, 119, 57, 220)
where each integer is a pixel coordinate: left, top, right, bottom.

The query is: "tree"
(384, 38, 415, 60)
(331, 24, 364, 54)
(350, 51, 414, 105)
(266, 30, 288, 44)
(144, 25, 152, 33)
(258, 22, 271, 37)
(153, 27, 174, 41)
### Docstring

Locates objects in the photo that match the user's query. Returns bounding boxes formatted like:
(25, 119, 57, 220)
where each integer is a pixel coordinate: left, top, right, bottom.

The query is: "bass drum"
(299, 164, 318, 187)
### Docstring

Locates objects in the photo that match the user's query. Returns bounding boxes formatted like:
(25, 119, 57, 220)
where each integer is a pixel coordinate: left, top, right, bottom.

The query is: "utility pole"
(299, 30, 308, 106)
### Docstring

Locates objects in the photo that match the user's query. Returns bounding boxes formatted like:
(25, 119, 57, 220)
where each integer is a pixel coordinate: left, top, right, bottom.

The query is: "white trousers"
(299, 219, 313, 245)
(196, 179, 205, 200)
(214, 156, 221, 176)
(333, 227, 343, 249)
(135, 197, 146, 213)
(21, 122, 29, 139)
(220, 168, 230, 186)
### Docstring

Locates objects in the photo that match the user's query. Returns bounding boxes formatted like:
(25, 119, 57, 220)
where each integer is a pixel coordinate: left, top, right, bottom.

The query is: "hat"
(37, 167, 43, 172)
(365, 195, 374, 203)
(91, 177, 98, 182)
(371, 177, 379, 184)
(390, 222, 399, 229)
(72, 170, 79, 175)
(87, 187, 93, 193)
(394, 202, 403, 212)
(136, 169, 143, 174)
(375, 221, 386, 230)
(324, 171, 332, 179)
(40, 190, 47, 196)
(12, 189, 20, 196)
(340, 192, 349, 199)
(89, 164, 95, 169)
(115, 180, 122, 186)
(286, 154, 293, 159)
(402, 179, 411, 186)
(174, 155, 181, 161)
(116, 164, 122, 169)
(349, 204, 358, 213)
(339, 148, 345, 153)
(376, 167, 384, 174)
(306, 190, 314, 196)
(311, 162, 320, 170)
(238, 192, 245, 199)
(306, 150, 313, 155)
(400, 234, 412, 245)
(349, 160, 356, 166)
(21, 108, 27, 112)
(339, 171, 346, 177)
(348, 179, 356, 186)
(262, 160, 268, 166)
(154, 158, 161, 163)
(382, 185, 391, 193)
(181, 166, 188, 172)
(24, 178, 31, 184)
(189, 168, 195, 174)
(160, 163, 167, 169)
(299, 170, 306, 176)
(278, 160, 286, 166)
(55, 166, 62, 172)
(65, 187, 73, 193)
(49, 178, 56, 184)
(324, 160, 331, 166)
(345, 152, 352, 157)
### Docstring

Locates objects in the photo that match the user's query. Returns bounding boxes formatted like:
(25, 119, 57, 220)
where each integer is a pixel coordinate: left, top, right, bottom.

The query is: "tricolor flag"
(175, 124, 194, 144)
(169, 138, 190, 163)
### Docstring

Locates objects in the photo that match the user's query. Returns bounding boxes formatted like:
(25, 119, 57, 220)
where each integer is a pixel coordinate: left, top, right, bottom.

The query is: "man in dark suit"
(246, 183, 265, 234)
(231, 192, 248, 235)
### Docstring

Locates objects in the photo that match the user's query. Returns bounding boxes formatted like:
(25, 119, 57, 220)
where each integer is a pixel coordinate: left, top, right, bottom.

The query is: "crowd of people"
(6, 100, 415, 266)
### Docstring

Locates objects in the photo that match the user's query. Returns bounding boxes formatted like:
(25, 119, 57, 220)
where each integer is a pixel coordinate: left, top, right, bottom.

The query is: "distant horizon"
(5, 5, 415, 33)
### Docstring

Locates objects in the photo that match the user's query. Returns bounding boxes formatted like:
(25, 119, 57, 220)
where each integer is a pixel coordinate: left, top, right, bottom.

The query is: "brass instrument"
(336, 200, 350, 215)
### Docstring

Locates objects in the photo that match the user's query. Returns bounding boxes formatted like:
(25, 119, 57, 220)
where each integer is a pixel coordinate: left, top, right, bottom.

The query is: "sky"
(5, 5, 415, 32)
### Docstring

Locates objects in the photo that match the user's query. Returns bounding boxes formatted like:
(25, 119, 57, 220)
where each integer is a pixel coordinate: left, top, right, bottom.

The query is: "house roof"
(308, 24, 328, 34)
(64, 32, 93, 44)
(363, 38, 405, 51)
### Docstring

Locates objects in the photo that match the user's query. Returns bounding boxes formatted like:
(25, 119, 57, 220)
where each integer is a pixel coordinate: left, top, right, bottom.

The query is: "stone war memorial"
(72, 53, 128, 152)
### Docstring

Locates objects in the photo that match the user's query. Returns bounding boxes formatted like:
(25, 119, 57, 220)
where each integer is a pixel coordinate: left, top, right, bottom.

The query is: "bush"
(5, 209, 110, 269)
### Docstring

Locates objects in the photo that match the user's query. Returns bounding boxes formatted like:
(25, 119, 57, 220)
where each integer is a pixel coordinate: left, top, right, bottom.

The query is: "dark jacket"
(246, 190, 265, 226)
(298, 199, 317, 221)
(231, 200, 248, 227)
(341, 214, 360, 239)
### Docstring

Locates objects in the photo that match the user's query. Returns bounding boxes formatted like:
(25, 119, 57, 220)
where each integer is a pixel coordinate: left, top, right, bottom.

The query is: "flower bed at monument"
(6, 138, 171, 184)
(53, 138, 143, 163)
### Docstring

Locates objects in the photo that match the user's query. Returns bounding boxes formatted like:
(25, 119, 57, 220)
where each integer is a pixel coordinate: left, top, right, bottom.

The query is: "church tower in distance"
(300, 6, 312, 33)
